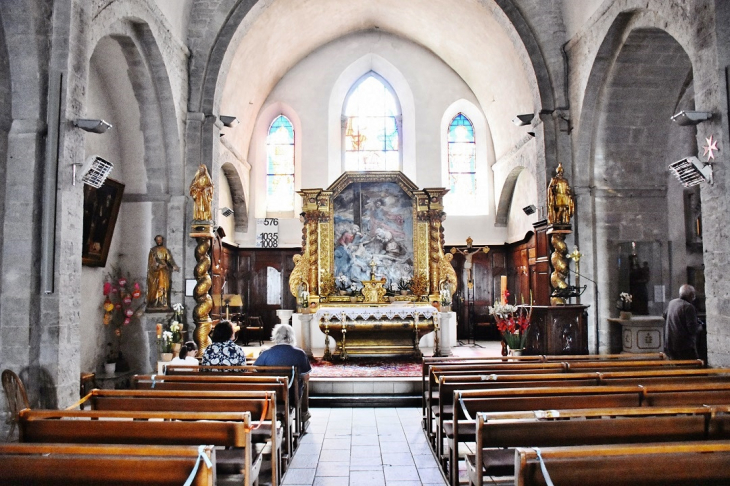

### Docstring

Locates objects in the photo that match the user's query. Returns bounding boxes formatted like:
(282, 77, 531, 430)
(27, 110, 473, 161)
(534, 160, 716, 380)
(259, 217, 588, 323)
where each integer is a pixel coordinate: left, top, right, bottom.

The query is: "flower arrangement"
(398, 278, 412, 294)
(410, 272, 429, 297)
(102, 267, 145, 362)
(335, 275, 350, 293)
(489, 296, 532, 351)
(616, 292, 632, 311)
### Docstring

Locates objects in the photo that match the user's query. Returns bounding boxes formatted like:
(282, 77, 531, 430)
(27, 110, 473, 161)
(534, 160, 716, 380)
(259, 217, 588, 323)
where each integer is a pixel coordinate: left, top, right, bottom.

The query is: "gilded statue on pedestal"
(146, 235, 179, 311)
(547, 163, 575, 225)
(438, 252, 458, 296)
(190, 165, 213, 222)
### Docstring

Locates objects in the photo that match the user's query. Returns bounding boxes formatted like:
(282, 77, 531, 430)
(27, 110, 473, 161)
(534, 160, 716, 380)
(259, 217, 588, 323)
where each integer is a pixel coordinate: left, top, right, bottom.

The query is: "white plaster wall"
(507, 170, 539, 243)
(560, 0, 606, 39)
(237, 30, 512, 248)
(154, 0, 193, 44)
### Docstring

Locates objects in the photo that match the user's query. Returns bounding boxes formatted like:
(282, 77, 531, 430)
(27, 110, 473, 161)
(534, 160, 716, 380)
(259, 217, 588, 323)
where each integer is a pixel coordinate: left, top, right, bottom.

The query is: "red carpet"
(309, 357, 421, 378)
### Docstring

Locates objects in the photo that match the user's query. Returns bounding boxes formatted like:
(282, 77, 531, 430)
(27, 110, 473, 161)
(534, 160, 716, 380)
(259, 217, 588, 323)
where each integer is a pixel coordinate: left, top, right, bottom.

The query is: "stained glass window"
(344, 73, 400, 171)
(446, 113, 476, 208)
(266, 115, 295, 213)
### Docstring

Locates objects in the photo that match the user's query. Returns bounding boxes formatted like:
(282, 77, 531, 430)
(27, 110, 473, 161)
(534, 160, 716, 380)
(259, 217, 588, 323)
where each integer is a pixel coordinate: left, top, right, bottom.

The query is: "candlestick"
(501, 275, 507, 304)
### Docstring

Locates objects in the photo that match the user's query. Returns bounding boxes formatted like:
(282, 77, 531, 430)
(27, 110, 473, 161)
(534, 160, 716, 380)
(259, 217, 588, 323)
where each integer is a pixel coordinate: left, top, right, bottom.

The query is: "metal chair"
(2, 369, 30, 441)
(245, 316, 265, 346)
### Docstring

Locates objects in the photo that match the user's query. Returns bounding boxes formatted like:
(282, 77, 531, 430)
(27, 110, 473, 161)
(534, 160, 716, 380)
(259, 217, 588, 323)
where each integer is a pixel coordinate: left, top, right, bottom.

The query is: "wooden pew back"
(0, 443, 215, 486)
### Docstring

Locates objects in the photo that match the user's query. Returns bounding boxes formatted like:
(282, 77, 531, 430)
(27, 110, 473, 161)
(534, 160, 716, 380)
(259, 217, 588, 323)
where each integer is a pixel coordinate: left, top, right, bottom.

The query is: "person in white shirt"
(170, 341, 199, 365)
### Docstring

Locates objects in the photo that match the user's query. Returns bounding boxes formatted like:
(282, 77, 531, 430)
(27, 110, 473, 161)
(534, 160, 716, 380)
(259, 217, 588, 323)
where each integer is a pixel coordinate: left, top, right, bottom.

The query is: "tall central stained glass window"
(344, 73, 400, 171)
(266, 115, 295, 213)
(446, 113, 477, 208)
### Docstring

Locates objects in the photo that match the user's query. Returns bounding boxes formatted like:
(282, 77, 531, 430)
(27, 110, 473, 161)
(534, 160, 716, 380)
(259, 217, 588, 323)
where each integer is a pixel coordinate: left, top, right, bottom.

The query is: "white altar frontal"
(292, 308, 456, 358)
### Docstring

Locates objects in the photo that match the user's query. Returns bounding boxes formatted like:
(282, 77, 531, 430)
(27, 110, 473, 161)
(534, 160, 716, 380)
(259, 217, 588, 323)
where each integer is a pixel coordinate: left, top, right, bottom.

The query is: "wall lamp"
(522, 205, 537, 215)
(668, 156, 713, 187)
(512, 114, 534, 126)
(74, 119, 113, 133)
(220, 207, 234, 217)
(671, 110, 713, 126)
(220, 116, 240, 128)
(71, 155, 113, 187)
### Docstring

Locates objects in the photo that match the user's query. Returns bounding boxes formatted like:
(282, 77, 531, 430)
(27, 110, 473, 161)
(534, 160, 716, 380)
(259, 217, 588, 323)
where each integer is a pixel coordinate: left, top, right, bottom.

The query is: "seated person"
(201, 320, 248, 366)
(254, 324, 312, 415)
(170, 341, 199, 365)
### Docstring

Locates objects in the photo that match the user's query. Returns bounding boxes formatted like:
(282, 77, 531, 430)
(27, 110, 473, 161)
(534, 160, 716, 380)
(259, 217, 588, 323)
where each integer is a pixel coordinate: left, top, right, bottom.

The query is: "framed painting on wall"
(82, 178, 125, 267)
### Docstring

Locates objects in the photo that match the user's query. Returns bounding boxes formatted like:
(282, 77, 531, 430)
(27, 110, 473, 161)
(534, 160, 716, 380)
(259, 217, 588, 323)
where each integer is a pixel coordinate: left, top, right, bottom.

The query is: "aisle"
(282, 408, 447, 486)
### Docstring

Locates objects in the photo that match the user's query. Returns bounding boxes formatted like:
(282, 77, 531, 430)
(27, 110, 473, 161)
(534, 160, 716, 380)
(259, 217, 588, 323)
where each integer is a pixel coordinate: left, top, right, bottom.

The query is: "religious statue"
(189, 164, 213, 222)
(146, 235, 180, 310)
(438, 252, 458, 297)
(547, 162, 575, 225)
(289, 253, 308, 298)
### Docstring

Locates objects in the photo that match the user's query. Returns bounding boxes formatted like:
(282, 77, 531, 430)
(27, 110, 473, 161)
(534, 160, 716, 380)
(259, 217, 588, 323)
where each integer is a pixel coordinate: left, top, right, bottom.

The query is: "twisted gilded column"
(549, 228, 570, 305)
(191, 229, 214, 354)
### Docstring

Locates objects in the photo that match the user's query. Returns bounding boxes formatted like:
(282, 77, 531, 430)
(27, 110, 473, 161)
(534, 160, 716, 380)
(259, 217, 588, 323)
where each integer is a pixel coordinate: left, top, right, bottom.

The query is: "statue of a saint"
(547, 162, 575, 224)
(438, 252, 458, 297)
(146, 235, 180, 310)
(190, 165, 213, 222)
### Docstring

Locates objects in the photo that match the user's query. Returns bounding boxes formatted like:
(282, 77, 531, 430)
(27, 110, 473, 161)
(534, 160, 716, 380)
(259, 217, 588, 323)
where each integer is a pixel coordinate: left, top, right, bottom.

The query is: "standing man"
(146, 235, 180, 310)
(664, 284, 701, 360)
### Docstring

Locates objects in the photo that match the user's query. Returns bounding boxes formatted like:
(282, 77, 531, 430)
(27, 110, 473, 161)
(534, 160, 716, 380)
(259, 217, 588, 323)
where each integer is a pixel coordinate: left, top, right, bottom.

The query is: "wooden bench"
(514, 441, 730, 486)
(425, 359, 705, 447)
(0, 443, 215, 485)
(423, 360, 704, 441)
(467, 405, 730, 486)
(80, 388, 281, 486)
(164, 364, 307, 437)
(19, 409, 260, 486)
(133, 373, 296, 465)
(446, 382, 730, 486)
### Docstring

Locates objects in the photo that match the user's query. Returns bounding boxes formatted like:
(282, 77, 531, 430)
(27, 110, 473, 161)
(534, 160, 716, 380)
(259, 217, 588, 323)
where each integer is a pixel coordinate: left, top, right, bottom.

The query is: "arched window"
(445, 113, 476, 208)
(344, 73, 400, 171)
(266, 115, 295, 213)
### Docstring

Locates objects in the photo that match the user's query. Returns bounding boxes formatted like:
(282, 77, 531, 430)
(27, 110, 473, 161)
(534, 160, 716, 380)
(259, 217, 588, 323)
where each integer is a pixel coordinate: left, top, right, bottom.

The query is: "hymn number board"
(256, 218, 279, 248)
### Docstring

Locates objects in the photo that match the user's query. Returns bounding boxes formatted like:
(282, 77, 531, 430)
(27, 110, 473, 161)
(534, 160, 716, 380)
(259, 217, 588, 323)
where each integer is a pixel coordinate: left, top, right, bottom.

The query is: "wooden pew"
(467, 405, 730, 486)
(19, 409, 259, 486)
(424, 359, 704, 439)
(421, 353, 669, 421)
(446, 382, 730, 486)
(0, 443, 215, 486)
(81, 388, 281, 486)
(133, 373, 296, 465)
(425, 359, 705, 447)
(165, 364, 307, 436)
(514, 441, 730, 486)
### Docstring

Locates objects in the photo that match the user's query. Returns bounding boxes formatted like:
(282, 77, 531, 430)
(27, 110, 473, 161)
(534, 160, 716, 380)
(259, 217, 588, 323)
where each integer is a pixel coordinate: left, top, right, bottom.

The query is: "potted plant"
(489, 294, 532, 355)
(169, 303, 185, 357)
(104, 342, 118, 375)
(336, 275, 350, 295)
(159, 330, 174, 362)
(398, 278, 412, 295)
(616, 292, 633, 320)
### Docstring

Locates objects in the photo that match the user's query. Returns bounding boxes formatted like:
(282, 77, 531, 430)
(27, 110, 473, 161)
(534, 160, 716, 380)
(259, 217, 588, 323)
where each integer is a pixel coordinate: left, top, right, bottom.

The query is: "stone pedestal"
(292, 312, 313, 357)
(608, 315, 664, 354)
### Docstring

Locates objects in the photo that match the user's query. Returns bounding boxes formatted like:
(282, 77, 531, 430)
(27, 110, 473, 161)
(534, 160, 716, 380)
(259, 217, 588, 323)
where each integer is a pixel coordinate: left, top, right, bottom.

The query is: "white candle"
(501, 275, 507, 304)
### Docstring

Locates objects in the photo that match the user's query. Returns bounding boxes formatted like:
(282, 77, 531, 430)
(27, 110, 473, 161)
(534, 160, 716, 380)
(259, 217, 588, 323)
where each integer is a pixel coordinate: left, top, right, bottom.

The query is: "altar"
(289, 172, 457, 359)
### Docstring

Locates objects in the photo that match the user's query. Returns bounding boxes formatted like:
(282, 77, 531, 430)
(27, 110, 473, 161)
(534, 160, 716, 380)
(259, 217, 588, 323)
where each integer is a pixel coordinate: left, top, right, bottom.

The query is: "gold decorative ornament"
(549, 231, 569, 305)
(547, 162, 575, 225)
(190, 165, 214, 222)
(146, 235, 179, 311)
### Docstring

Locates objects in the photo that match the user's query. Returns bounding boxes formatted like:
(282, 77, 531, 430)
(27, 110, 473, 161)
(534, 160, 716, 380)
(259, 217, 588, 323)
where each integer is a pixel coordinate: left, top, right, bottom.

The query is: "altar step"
(309, 377, 421, 407)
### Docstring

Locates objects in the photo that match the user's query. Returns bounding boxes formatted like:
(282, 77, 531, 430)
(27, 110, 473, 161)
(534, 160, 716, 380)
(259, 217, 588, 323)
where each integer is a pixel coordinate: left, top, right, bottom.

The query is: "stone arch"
(186, 0, 557, 180)
(221, 162, 249, 232)
(495, 166, 526, 226)
(573, 5, 704, 354)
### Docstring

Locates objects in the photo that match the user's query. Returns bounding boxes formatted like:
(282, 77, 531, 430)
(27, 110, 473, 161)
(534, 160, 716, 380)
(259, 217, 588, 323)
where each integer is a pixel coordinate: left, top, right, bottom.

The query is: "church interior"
(3, 0, 730, 484)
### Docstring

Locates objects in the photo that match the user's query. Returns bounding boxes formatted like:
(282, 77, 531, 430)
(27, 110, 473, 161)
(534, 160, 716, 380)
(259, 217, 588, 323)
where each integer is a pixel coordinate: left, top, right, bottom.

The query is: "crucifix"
(369, 259, 377, 280)
(450, 237, 490, 346)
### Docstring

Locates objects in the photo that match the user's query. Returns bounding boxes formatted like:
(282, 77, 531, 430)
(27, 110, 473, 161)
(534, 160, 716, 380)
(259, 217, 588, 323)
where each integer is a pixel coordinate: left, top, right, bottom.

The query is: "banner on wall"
(256, 218, 279, 248)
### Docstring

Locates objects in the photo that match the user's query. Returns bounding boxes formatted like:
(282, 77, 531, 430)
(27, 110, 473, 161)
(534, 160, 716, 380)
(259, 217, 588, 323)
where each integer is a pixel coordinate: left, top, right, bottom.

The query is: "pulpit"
(524, 305, 588, 355)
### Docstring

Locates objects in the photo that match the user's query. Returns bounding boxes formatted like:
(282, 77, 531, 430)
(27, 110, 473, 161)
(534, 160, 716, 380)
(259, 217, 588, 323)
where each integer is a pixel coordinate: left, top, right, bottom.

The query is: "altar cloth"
(315, 304, 439, 322)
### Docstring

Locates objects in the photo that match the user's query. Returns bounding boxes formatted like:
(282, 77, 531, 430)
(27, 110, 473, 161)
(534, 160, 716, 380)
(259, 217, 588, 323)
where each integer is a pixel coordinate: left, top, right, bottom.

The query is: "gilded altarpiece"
(291, 172, 455, 357)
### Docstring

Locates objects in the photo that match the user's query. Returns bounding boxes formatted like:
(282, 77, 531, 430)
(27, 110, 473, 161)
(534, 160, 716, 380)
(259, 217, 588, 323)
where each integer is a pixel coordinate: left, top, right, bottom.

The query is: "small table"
(608, 316, 665, 353)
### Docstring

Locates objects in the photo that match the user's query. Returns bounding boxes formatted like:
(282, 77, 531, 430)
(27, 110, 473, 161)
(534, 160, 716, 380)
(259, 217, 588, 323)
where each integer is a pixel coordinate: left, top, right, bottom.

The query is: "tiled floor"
(282, 408, 448, 486)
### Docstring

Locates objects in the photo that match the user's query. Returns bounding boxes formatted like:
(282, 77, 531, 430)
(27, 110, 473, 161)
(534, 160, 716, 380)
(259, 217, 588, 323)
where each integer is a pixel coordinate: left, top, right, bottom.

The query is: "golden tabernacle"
(289, 171, 457, 358)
